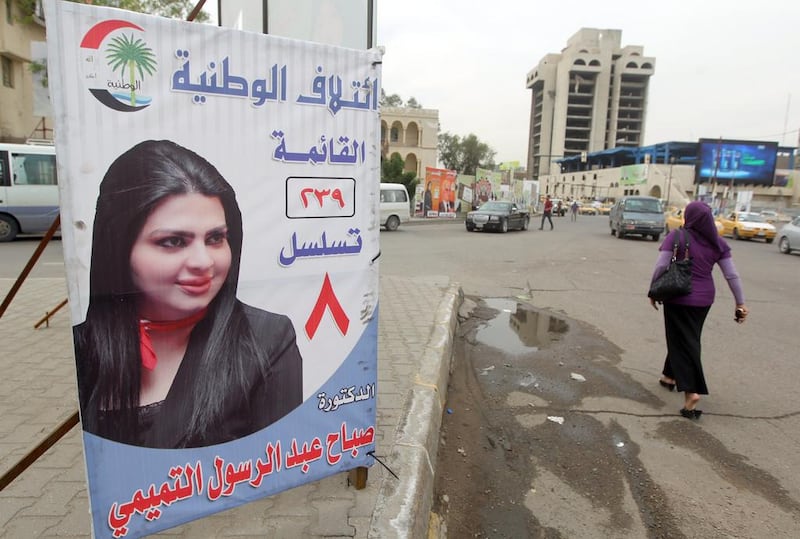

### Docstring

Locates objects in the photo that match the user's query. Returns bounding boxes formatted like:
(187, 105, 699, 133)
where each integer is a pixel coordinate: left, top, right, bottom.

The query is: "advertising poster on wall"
(510, 179, 524, 204)
(474, 167, 502, 205)
(45, 3, 381, 537)
(620, 164, 648, 185)
(422, 166, 457, 218)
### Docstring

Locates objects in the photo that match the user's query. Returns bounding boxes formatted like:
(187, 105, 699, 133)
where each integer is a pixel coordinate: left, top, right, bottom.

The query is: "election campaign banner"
(45, 2, 381, 537)
(422, 166, 457, 218)
(474, 167, 502, 205)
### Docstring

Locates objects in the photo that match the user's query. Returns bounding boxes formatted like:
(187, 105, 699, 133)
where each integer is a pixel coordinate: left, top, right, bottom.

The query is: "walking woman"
(649, 201, 747, 419)
(74, 140, 303, 448)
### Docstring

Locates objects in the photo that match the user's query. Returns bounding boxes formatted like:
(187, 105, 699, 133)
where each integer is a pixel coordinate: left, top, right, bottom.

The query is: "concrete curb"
(368, 284, 463, 538)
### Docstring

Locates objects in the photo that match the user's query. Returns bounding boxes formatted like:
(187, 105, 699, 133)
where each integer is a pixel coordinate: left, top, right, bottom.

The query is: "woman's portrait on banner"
(73, 140, 303, 449)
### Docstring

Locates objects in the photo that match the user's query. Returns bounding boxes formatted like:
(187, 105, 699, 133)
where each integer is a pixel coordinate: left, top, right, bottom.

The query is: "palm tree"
(105, 34, 157, 106)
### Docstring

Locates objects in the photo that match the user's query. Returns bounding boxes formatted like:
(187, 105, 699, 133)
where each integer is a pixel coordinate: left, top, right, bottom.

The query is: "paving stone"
(0, 515, 60, 538)
(309, 499, 354, 536)
(0, 497, 37, 528)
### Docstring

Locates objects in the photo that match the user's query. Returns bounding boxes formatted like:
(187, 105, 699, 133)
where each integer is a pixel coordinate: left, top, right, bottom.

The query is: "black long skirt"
(661, 303, 711, 395)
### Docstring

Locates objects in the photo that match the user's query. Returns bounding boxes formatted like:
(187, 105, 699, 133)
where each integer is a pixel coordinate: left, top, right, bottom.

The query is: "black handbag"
(648, 229, 692, 301)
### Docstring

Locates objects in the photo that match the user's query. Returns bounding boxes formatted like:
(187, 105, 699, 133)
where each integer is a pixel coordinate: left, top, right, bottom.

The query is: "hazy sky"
(206, 1, 800, 164)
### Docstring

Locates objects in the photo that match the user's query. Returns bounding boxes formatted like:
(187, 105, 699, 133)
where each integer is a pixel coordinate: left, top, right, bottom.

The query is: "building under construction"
(526, 28, 655, 179)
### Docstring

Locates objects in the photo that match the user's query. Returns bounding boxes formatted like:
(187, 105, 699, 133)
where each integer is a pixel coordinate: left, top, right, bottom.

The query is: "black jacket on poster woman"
(75, 302, 303, 448)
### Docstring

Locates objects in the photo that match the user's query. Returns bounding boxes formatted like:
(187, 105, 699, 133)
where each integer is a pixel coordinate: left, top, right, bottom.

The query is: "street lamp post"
(665, 157, 675, 208)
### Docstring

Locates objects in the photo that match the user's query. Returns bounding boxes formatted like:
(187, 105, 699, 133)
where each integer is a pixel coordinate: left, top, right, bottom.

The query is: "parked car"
(665, 208, 724, 236)
(777, 216, 800, 254)
(609, 196, 664, 241)
(0, 143, 59, 242)
(379, 183, 410, 231)
(716, 211, 776, 243)
(465, 200, 530, 233)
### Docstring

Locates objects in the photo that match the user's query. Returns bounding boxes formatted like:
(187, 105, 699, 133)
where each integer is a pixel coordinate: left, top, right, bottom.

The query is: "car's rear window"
(624, 199, 661, 213)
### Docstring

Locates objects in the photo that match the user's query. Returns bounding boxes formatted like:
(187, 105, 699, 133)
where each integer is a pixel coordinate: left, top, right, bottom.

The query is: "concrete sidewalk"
(0, 275, 462, 538)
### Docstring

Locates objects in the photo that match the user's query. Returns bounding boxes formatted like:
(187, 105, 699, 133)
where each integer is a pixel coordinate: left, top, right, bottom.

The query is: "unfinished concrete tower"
(526, 28, 655, 178)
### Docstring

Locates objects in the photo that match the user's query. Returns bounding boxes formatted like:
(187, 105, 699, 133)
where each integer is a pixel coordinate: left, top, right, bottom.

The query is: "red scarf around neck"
(139, 308, 208, 370)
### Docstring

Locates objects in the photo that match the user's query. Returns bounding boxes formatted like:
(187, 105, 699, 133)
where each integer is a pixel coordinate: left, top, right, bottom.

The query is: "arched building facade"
(380, 106, 439, 179)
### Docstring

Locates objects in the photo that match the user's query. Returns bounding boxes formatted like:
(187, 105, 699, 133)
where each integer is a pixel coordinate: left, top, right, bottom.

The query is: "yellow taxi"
(716, 211, 776, 243)
(664, 209, 685, 233)
(596, 203, 612, 216)
(665, 208, 724, 236)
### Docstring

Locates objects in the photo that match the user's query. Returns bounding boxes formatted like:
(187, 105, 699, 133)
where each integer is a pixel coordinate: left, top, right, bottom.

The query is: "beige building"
(1, 0, 51, 143)
(526, 28, 655, 179)
(380, 106, 439, 178)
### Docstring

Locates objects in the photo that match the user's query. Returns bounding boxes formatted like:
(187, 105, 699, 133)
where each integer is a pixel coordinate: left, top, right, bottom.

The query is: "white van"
(379, 182, 410, 231)
(0, 143, 59, 241)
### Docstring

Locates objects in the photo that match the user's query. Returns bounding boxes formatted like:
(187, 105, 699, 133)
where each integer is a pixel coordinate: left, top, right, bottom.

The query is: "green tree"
(438, 133, 462, 171)
(381, 154, 419, 208)
(437, 132, 496, 174)
(18, 0, 209, 23)
(106, 33, 157, 106)
(406, 96, 422, 109)
(135, 0, 210, 21)
(380, 89, 404, 107)
(460, 133, 496, 175)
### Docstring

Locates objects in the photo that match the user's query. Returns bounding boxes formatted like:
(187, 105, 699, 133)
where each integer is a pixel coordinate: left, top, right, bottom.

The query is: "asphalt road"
(3, 216, 799, 536)
(380, 215, 800, 538)
(0, 236, 65, 279)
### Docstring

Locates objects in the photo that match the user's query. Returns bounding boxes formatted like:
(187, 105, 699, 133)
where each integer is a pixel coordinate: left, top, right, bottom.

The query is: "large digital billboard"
(695, 139, 778, 186)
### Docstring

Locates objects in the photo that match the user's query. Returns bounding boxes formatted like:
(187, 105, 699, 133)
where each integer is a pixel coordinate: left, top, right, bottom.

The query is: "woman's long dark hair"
(75, 140, 265, 445)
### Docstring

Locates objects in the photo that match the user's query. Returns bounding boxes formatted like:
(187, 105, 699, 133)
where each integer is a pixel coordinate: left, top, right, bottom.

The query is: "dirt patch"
(432, 297, 681, 538)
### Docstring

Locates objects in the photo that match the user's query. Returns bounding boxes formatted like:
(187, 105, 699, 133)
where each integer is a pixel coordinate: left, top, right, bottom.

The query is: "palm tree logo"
(105, 33, 157, 107)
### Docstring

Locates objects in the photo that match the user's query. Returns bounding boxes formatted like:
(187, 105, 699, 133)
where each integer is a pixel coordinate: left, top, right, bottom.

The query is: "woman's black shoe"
(659, 379, 676, 391)
(680, 408, 702, 420)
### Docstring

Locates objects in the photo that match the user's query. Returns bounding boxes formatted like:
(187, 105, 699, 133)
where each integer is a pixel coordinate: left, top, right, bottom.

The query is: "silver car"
(778, 217, 800, 254)
(609, 196, 665, 241)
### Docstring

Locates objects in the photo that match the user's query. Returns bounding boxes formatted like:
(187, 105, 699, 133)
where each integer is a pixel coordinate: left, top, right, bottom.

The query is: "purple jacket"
(650, 202, 744, 307)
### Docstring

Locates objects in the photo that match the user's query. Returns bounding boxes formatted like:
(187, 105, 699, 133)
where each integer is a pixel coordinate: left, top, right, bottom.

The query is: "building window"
(390, 127, 399, 142)
(2, 56, 14, 88)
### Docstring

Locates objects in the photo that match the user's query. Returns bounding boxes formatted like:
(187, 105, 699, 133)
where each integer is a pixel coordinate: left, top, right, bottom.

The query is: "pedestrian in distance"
(540, 195, 554, 230)
(423, 181, 433, 215)
(649, 201, 747, 420)
(570, 200, 579, 221)
(73, 140, 303, 448)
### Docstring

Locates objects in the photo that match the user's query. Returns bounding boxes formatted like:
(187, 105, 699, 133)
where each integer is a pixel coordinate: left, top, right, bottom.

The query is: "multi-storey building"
(1, 0, 51, 143)
(526, 28, 655, 179)
(380, 106, 439, 178)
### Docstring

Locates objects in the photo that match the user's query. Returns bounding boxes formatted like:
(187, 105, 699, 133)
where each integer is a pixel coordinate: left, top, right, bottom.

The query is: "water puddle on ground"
(475, 298, 568, 355)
